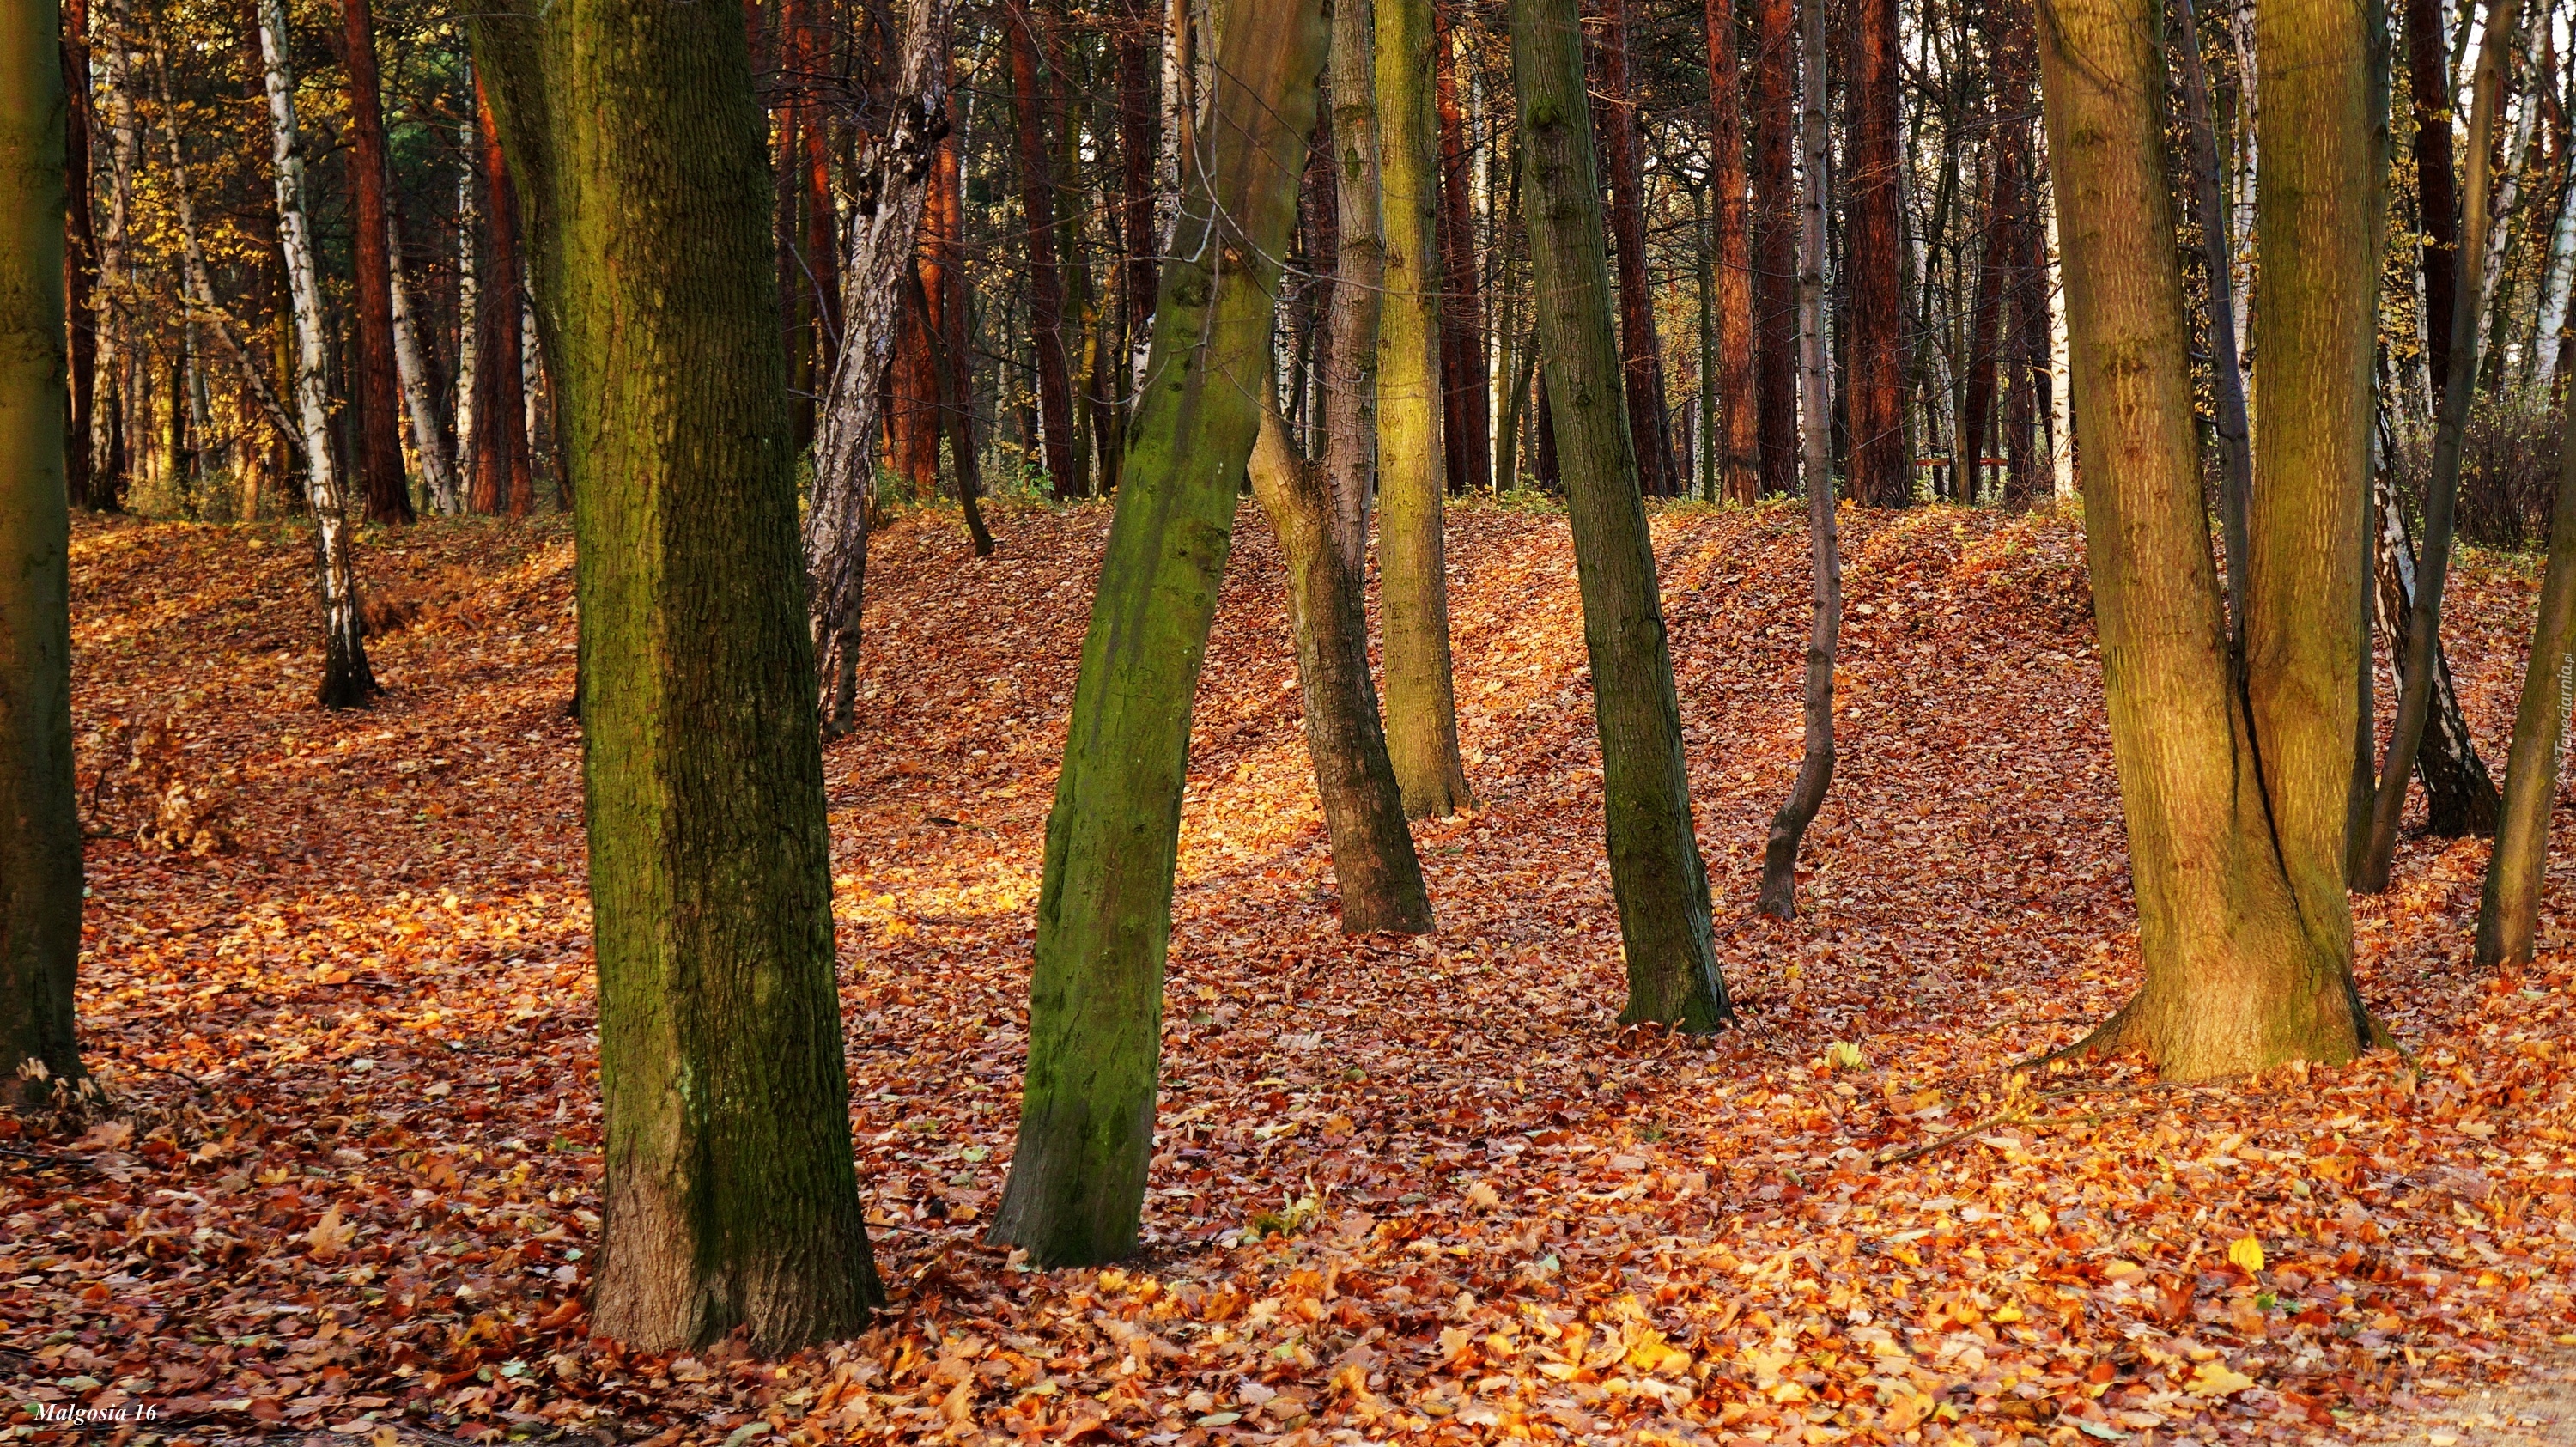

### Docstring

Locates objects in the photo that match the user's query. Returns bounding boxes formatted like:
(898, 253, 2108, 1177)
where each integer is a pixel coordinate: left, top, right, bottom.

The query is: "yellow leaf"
(2227, 1235, 2265, 1274)
(306, 1204, 356, 1261)
(2186, 1362, 2257, 1397)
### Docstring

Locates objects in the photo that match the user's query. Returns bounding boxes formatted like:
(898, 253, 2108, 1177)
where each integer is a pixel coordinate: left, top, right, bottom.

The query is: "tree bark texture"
(986, 0, 1327, 1268)
(341, 0, 412, 524)
(471, 0, 884, 1352)
(2409, 0, 2459, 402)
(2037, 0, 2381, 1078)
(2172, 0, 2250, 653)
(470, 78, 532, 518)
(1844, 0, 1905, 506)
(1432, 0, 1487, 501)
(1589, 0, 1675, 498)
(1376, 0, 1473, 818)
(2372, 471, 2500, 836)
(58, 0, 94, 512)
(1246, 409, 1434, 935)
(1326, 0, 1384, 566)
(1705, 0, 1757, 504)
(1749, 0, 1799, 496)
(1, 0, 86, 1105)
(1510, 0, 1731, 1032)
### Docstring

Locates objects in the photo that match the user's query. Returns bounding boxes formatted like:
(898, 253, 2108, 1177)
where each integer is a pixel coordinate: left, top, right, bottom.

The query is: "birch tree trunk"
(259, 0, 375, 708)
(1, 0, 87, 1106)
(807, 0, 951, 735)
(386, 210, 459, 514)
(453, 116, 480, 499)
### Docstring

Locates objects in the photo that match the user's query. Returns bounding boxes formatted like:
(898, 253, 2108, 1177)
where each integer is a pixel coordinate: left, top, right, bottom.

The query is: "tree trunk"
(1510, 0, 1731, 1031)
(1749, 0, 1798, 496)
(470, 0, 884, 1352)
(470, 77, 532, 518)
(59, 0, 94, 512)
(2373, 471, 2501, 836)
(1706, 0, 1756, 504)
(1110, 0, 1165, 493)
(1959, 81, 2018, 507)
(2409, 0, 2459, 404)
(1432, 0, 1486, 501)
(2037, 0, 2379, 1078)
(1844, 0, 1905, 506)
(801, 0, 840, 441)
(2476, 390, 2576, 967)
(1247, 408, 1433, 934)
(986, 0, 1327, 1268)
(908, 264, 996, 556)
(2358, 0, 2521, 894)
(91, 0, 133, 511)
(453, 113, 481, 509)
(1376, 0, 1473, 818)
(1007, 0, 1079, 499)
(342, 0, 412, 523)
(2172, 0, 2250, 648)
(808, 0, 951, 735)
(1325, 0, 1383, 567)
(1589, 0, 1674, 498)
(1759, 0, 1840, 915)
(259, 0, 375, 708)
(387, 210, 459, 514)
(1, 0, 85, 1108)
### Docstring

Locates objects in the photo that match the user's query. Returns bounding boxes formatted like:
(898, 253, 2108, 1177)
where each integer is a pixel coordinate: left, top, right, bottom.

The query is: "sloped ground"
(9, 497, 2576, 1447)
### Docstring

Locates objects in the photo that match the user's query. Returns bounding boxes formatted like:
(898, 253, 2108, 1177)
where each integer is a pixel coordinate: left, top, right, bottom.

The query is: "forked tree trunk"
(1325, 0, 1384, 565)
(1007, 0, 1079, 498)
(1247, 408, 1433, 934)
(1749, 0, 1799, 496)
(2476, 397, 2576, 967)
(342, 0, 413, 524)
(2372, 471, 2500, 836)
(470, 0, 884, 1351)
(1510, 0, 1731, 1032)
(2358, 0, 2522, 893)
(1844, 0, 1905, 506)
(1, 0, 86, 1106)
(2038, 0, 2381, 1078)
(259, 0, 375, 708)
(808, 0, 951, 734)
(1376, 0, 1473, 818)
(987, 0, 1327, 1267)
(1705, 0, 1756, 504)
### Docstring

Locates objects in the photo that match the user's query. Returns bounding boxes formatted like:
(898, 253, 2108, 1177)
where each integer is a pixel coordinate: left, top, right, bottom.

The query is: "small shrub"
(2394, 398, 2563, 551)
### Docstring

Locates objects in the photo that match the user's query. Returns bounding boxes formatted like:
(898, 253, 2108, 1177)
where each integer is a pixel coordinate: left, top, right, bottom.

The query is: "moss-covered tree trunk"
(2475, 403, 2576, 967)
(987, 0, 1327, 1268)
(2038, 0, 2381, 1079)
(1249, 408, 1433, 934)
(1375, 0, 1472, 818)
(1, 0, 86, 1106)
(1510, 0, 1730, 1033)
(471, 0, 880, 1352)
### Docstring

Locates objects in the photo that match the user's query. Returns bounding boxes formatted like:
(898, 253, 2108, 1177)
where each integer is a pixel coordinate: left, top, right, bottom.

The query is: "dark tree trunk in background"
(1008, 0, 1079, 499)
(470, 76, 531, 516)
(1844, 0, 1905, 505)
(775, 0, 813, 451)
(1750, 0, 1799, 496)
(2408, 0, 2458, 400)
(1110, 0, 1164, 494)
(342, 0, 412, 523)
(1535, 369, 1559, 488)
(1707, 0, 1756, 503)
(1432, 0, 1487, 498)
(60, 0, 95, 512)
(802, 0, 840, 438)
(1590, 0, 1676, 496)
(1959, 94, 2018, 506)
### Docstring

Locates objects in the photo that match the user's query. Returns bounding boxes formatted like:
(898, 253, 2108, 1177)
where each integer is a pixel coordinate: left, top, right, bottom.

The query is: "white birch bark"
(386, 209, 459, 512)
(259, 0, 374, 705)
(453, 119, 481, 487)
(2534, 176, 2576, 391)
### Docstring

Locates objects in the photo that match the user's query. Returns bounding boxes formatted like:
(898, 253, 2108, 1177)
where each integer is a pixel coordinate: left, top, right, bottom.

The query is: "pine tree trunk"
(1007, 0, 1080, 499)
(1959, 105, 2017, 506)
(260, 0, 375, 708)
(1844, 0, 1905, 506)
(1510, 0, 1731, 1031)
(1431, 0, 1486, 501)
(2038, 0, 2379, 1078)
(808, 0, 951, 734)
(1749, 0, 1799, 496)
(2476, 398, 2576, 966)
(470, 78, 532, 517)
(1110, 0, 1165, 494)
(342, 0, 412, 524)
(1, 0, 86, 1107)
(1706, 0, 1757, 504)
(1325, 0, 1382, 566)
(987, 0, 1327, 1267)
(1590, 0, 1674, 497)
(1247, 409, 1434, 934)
(1376, 0, 1472, 818)
(470, 0, 884, 1351)
(59, 0, 94, 512)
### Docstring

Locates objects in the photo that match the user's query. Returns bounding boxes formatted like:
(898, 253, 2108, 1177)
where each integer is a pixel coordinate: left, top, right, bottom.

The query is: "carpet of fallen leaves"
(14, 497, 2576, 1447)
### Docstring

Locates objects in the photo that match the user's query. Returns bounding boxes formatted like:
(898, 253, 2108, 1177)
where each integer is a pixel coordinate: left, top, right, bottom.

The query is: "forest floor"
(11, 496, 2576, 1447)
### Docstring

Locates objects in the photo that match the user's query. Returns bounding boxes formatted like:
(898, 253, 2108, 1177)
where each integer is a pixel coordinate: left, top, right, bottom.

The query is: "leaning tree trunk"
(470, 0, 884, 1353)
(1758, 0, 1840, 916)
(807, 0, 952, 734)
(2476, 391, 2576, 967)
(1510, 0, 1731, 1032)
(1, 0, 87, 1108)
(1376, 0, 1473, 818)
(1749, 0, 1799, 496)
(1844, 0, 1905, 507)
(2372, 471, 2500, 836)
(2038, 0, 2381, 1079)
(986, 0, 1328, 1268)
(1324, 0, 1384, 565)
(342, 0, 413, 524)
(2357, 0, 2521, 893)
(259, 0, 374, 708)
(1705, 0, 1757, 504)
(1247, 408, 1434, 935)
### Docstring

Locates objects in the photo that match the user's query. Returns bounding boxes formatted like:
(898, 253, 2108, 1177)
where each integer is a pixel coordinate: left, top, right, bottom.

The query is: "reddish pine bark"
(468, 78, 531, 517)
(1843, 0, 1905, 506)
(1008, 0, 1079, 499)
(1748, 0, 1798, 496)
(342, 0, 412, 523)
(2408, 0, 2458, 397)
(1433, 0, 1488, 496)
(1590, 0, 1676, 496)
(1706, 0, 1756, 504)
